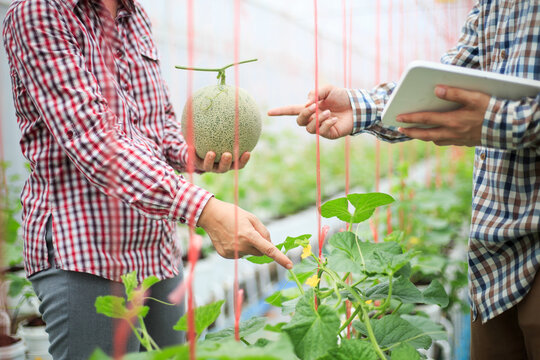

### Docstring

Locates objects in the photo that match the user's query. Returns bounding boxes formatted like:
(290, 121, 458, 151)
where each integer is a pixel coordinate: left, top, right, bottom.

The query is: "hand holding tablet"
(382, 61, 540, 129)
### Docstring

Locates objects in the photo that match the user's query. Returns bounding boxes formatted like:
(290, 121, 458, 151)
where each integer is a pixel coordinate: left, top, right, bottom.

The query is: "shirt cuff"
(481, 96, 507, 149)
(347, 88, 380, 135)
(169, 182, 213, 226)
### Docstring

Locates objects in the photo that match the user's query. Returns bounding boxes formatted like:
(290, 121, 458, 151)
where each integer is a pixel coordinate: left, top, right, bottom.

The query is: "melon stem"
(175, 59, 258, 86)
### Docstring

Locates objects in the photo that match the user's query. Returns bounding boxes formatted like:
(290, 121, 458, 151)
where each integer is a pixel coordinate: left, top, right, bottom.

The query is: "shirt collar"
(64, 0, 135, 14)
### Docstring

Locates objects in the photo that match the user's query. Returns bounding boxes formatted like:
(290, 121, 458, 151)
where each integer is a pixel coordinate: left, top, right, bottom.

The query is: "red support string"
(88, 5, 129, 357)
(185, 1, 197, 358)
(313, 0, 322, 311)
(370, 0, 382, 243)
(233, 0, 242, 342)
(313, 0, 321, 262)
(385, 0, 394, 235)
(342, 0, 352, 339)
(397, 0, 406, 230)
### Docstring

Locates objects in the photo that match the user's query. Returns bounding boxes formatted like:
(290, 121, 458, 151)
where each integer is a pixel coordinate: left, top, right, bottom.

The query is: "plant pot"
(18, 317, 52, 360)
(0, 334, 26, 360)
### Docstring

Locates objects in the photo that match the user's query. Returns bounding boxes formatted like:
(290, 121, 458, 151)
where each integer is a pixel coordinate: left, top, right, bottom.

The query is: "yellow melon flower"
(301, 244, 312, 259)
(409, 236, 420, 246)
(305, 274, 320, 287)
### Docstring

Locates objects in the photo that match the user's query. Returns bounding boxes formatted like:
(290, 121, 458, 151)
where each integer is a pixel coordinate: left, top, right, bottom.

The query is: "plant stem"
(351, 276, 368, 288)
(338, 305, 362, 334)
(145, 297, 175, 306)
(175, 59, 258, 85)
(360, 304, 387, 360)
(129, 322, 146, 348)
(313, 256, 386, 360)
(288, 270, 305, 295)
(374, 274, 394, 318)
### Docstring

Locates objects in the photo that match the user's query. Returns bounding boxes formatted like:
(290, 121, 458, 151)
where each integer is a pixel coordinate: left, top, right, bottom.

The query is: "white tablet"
(381, 60, 540, 128)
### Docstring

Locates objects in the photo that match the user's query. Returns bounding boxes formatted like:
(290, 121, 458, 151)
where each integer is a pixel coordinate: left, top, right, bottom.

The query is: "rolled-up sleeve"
(3, 0, 212, 225)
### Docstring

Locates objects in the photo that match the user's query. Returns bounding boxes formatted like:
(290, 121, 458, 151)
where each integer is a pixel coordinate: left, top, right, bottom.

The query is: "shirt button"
(115, 49, 124, 58)
(500, 50, 507, 60)
(480, 153, 486, 160)
(132, 118, 138, 124)
(65, 129, 74, 139)
(123, 83, 131, 92)
(180, 217, 186, 224)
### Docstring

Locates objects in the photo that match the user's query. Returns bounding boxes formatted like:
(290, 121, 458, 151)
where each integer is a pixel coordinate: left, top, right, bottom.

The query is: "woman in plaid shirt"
(2, 0, 292, 358)
(271, 1, 539, 359)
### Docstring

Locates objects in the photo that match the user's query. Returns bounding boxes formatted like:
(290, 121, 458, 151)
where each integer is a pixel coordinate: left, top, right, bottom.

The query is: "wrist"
(196, 196, 218, 228)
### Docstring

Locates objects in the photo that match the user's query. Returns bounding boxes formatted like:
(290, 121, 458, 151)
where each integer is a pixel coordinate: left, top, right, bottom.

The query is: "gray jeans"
(29, 220, 185, 360)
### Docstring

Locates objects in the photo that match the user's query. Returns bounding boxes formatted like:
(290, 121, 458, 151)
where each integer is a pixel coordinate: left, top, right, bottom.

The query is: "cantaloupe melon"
(181, 84, 262, 162)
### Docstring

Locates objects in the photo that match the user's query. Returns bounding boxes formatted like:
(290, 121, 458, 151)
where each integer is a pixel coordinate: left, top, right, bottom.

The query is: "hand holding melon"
(176, 59, 262, 165)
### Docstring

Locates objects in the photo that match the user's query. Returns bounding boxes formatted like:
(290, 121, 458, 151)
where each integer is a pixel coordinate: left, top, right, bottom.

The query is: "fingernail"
(396, 117, 404, 123)
(435, 86, 447, 97)
(308, 103, 316, 111)
(287, 263, 293, 270)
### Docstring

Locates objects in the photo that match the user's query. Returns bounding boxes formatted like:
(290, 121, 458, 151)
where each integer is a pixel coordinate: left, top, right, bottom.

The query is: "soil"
(25, 316, 46, 327)
(0, 334, 20, 347)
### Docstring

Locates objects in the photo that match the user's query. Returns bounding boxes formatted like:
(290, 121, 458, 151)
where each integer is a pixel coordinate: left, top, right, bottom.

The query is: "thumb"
(307, 85, 335, 105)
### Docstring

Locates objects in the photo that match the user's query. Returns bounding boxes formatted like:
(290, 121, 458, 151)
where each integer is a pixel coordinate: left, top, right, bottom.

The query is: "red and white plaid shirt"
(3, 0, 213, 282)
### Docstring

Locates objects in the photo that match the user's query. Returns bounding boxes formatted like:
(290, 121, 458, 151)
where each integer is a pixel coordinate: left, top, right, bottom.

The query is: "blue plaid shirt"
(348, 0, 539, 323)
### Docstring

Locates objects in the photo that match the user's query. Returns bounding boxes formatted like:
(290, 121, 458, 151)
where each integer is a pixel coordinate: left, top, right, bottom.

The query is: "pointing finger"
(268, 105, 305, 116)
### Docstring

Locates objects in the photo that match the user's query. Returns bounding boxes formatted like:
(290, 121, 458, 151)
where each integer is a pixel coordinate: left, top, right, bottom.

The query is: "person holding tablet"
(269, 1, 539, 359)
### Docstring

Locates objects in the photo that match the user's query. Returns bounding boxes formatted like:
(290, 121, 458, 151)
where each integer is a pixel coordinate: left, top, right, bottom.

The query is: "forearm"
(482, 94, 540, 152)
(347, 84, 409, 143)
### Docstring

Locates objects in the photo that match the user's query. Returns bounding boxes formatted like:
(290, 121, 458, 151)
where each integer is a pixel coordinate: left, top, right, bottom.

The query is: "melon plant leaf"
(289, 271, 316, 286)
(122, 271, 138, 301)
(264, 322, 286, 333)
(90, 349, 153, 360)
(365, 276, 423, 304)
(205, 316, 266, 342)
(353, 314, 432, 350)
(293, 256, 318, 273)
(326, 247, 365, 274)
(390, 343, 420, 360)
(151, 345, 188, 360)
(282, 290, 340, 360)
(6, 274, 31, 298)
(95, 296, 127, 319)
(401, 315, 447, 342)
(327, 233, 405, 275)
(254, 338, 271, 347)
(265, 291, 283, 307)
(347, 193, 395, 223)
(88, 348, 111, 360)
(246, 234, 311, 264)
(282, 234, 312, 252)
(422, 280, 449, 307)
(281, 297, 300, 315)
(174, 300, 225, 339)
(317, 339, 378, 360)
(245, 255, 274, 264)
(142, 276, 160, 292)
(320, 197, 351, 222)
(194, 334, 297, 360)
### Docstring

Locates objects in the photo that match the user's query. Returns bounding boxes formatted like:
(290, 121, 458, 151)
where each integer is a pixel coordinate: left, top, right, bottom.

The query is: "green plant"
(92, 192, 449, 360)
(385, 147, 473, 313)
(0, 163, 24, 269)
